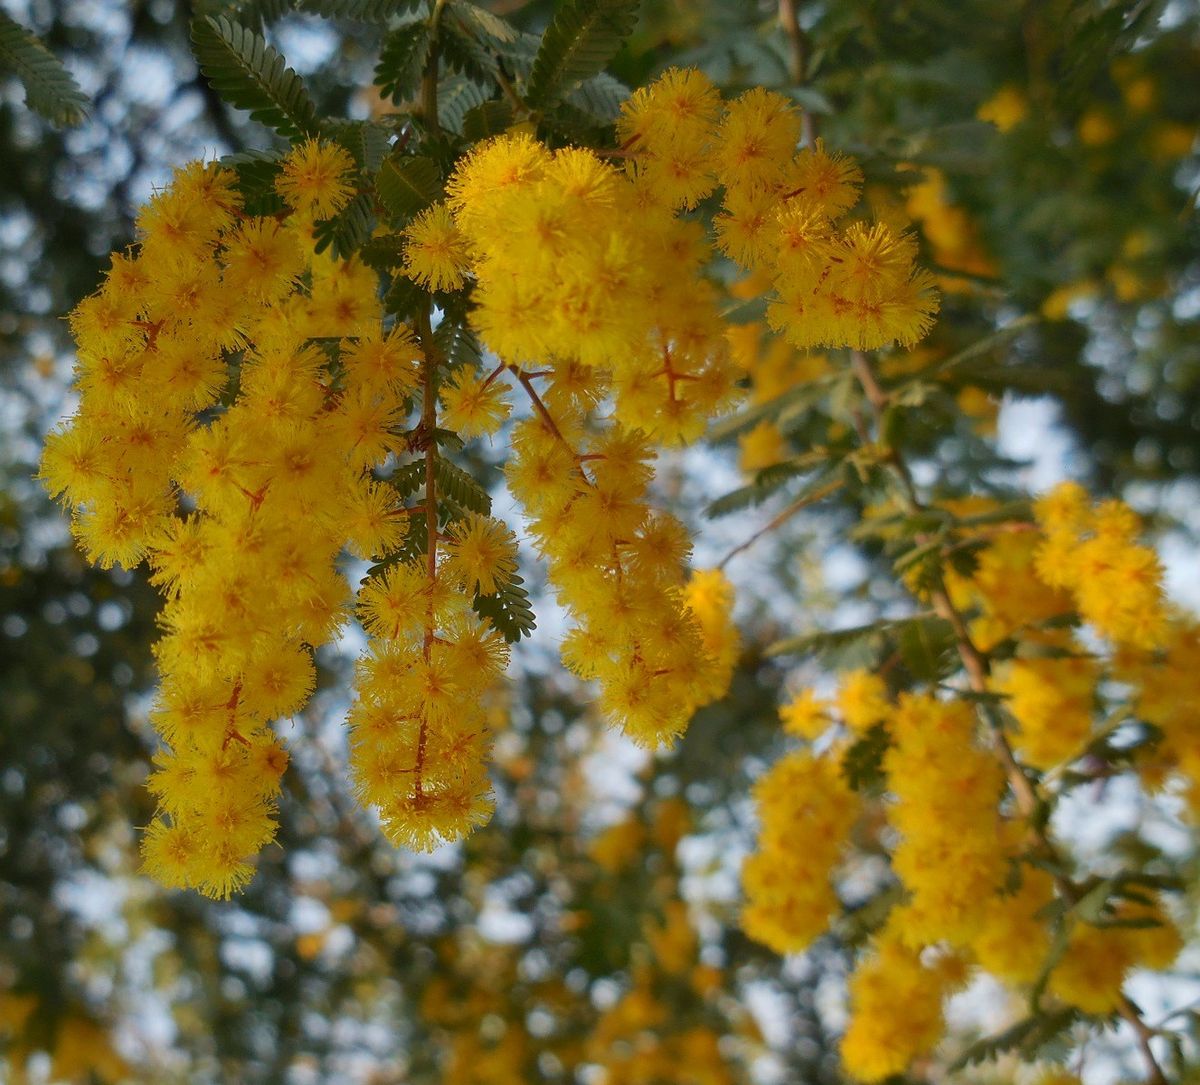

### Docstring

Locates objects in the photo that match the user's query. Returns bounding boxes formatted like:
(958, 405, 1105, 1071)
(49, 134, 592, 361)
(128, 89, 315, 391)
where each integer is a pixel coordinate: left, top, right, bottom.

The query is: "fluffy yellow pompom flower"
(713, 87, 802, 194)
(840, 933, 959, 1082)
(444, 515, 519, 596)
(439, 367, 511, 438)
(779, 689, 830, 740)
(617, 66, 721, 154)
(1033, 483, 1168, 649)
(997, 649, 1098, 770)
(682, 568, 740, 703)
(275, 138, 356, 219)
(402, 203, 470, 292)
(836, 669, 890, 733)
(742, 748, 858, 954)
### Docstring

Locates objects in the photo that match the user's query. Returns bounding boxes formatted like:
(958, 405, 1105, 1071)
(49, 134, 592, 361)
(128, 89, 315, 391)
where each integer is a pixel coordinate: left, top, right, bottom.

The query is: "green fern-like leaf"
(434, 456, 491, 516)
(433, 315, 483, 369)
(473, 575, 536, 643)
(439, 17, 499, 84)
(191, 14, 318, 139)
(396, 509, 430, 560)
(525, 0, 640, 108)
(447, 0, 517, 44)
(566, 70, 629, 120)
(388, 460, 426, 501)
(949, 1009, 1087, 1072)
(539, 99, 614, 144)
(296, 0, 425, 20)
(841, 723, 891, 793)
(437, 74, 490, 134)
(324, 119, 392, 172)
(766, 615, 940, 662)
(219, 148, 288, 214)
(704, 455, 834, 520)
(384, 274, 426, 319)
(377, 154, 442, 219)
(313, 192, 375, 259)
(359, 232, 408, 271)
(375, 19, 433, 103)
(461, 99, 513, 140)
(0, 11, 88, 126)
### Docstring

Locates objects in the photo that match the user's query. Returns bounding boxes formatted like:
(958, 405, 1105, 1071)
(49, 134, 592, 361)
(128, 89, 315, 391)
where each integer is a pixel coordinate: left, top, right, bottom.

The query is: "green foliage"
(325, 118, 392, 172)
(446, 0, 517, 45)
(388, 459, 426, 502)
(376, 153, 442, 218)
(359, 232, 407, 270)
(767, 614, 942, 667)
(191, 14, 318, 139)
(949, 1008, 1091, 1070)
(895, 614, 957, 682)
(525, 0, 641, 108)
(219, 147, 288, 214)
(312, 190, 375, 258)
(433, 312, 483, 369)
(461, 99, 513, 140)
(374, 17, 432, 103)
(841, 723, 892, 793)
(433, 454, 492, 516)
(566, 70, 630, 121)
(473, 573, 536, 643)
(438, 16, 500, 84)
(436, 73, 490, 133)
(384, 272, 426, 319)
(296, 0, 424, 19)
(705, 456, 835, 518)
(0, 11, 88, 126)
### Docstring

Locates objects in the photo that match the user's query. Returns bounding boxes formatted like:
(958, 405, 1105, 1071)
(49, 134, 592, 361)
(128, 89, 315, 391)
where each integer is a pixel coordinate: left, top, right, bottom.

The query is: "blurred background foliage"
(0, 0, 1197, 1082)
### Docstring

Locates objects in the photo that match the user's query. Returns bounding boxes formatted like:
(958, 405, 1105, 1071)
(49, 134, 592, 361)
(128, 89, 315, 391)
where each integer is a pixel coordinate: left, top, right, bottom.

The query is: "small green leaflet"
(473, 575, 536, 643)
(0, 11, 88, 126)
(191, 15, 318, 140)
(376, 155, 442, 219)
(296, 0, 424, 21)
(375, 19, 433, 103)
(525, 0, 641, 108)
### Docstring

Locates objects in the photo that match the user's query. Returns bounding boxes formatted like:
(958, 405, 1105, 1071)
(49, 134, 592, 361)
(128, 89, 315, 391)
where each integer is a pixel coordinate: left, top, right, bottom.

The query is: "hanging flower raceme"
(740, 484, 1187, 1081)
(41, 56, 941, 899)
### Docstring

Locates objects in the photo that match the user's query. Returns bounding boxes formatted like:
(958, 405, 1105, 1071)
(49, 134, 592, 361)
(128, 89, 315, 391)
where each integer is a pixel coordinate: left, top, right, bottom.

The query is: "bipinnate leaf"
(296, 0, 423, 19)
(525, 0, 640, 108)
(0, 11, 88, 126)
(191, 14, 318, 139)
(376, 154, 442, 218)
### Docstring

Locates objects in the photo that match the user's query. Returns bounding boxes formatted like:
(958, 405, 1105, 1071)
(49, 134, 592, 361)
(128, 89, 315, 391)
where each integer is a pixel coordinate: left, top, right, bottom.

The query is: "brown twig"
(516, 369, 571, 451)
(778, 0, 816, 145)
(1119, 996, 1169, 1085)
(716, 478, 843, 570)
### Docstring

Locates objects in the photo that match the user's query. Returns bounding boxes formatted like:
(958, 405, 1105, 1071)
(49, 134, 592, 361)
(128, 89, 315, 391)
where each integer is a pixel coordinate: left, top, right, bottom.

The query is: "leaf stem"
(778, 0, 815, 145)
(716, 478, 843, 570)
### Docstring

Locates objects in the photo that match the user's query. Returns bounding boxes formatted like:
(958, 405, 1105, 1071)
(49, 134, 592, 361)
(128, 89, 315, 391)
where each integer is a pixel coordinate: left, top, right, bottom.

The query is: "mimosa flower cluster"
(742, 483, 1189, 1080)
(39, 142, 520, 891)
(41, 61, 938, 899)
(405, 69, 933, 744)
(40, 148, 409, 897)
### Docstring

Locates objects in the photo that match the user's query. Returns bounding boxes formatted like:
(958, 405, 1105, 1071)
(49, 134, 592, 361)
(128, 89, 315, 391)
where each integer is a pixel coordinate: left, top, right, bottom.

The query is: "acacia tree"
(5, 0, 1200, 1082)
